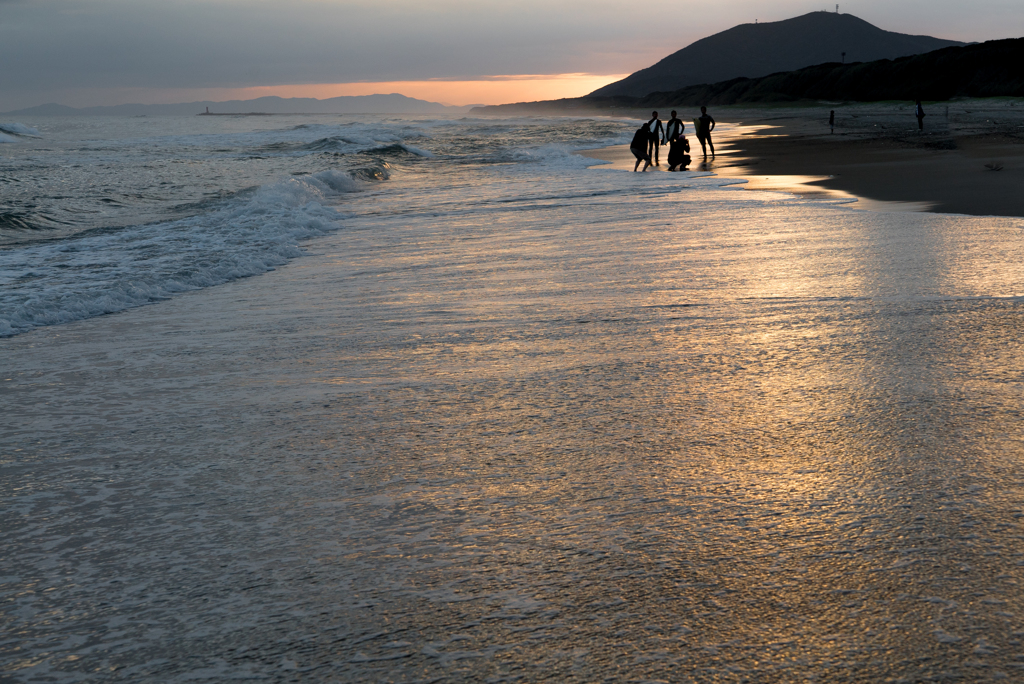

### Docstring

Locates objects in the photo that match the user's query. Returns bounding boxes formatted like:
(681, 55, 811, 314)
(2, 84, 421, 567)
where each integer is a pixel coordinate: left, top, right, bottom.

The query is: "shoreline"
(583, 100, 1024, 217)
(7, 110, 1024, 681)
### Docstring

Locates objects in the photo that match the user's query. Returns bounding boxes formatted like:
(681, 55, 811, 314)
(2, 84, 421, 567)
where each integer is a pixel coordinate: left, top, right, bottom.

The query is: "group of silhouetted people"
(628, 100, 931, 175)
(630, 107, 716, 172)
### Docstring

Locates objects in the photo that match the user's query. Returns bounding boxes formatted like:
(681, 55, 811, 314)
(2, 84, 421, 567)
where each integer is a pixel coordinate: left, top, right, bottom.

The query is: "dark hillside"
(470, 38, 1024, 116)
(591, 12, 964, 98)
(636, 38, 1024, 107)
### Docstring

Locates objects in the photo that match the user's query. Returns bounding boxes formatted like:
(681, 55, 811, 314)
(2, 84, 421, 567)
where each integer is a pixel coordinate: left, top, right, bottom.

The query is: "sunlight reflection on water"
(3, 122, 1024, 681)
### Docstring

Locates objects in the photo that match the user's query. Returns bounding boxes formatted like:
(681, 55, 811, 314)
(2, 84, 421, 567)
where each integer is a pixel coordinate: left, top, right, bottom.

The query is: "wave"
(258, 136, 434, 157)
(300, 136, 360, 152)
(363, 142, 435, 158)
(0, 123, 42, 143)
(255, 138, 354, 153)
(0, 168, 376, 337)
(508, 143, 606, 169)
(0, 210, 58, 232)
(350, 164, 392, 182)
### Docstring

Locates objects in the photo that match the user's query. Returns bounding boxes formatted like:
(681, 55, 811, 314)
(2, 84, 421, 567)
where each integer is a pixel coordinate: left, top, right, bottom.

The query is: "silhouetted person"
(696, 106, 715, 157)
(664, 110, 690, 171)
(915, 100, 925, 131)
(647, 111, 665, 166)
(667, 136, 691, 172)
(630, 123, 652, 172)
(829, 110, 835, 134)
(665, 110, 684, 142)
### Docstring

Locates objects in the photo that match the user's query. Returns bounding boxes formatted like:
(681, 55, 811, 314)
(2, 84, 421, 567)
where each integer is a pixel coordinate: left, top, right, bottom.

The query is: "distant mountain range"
(591, 12, 965, 98)
(470, 37, 1024, 116)
(2, 94, 473, 117)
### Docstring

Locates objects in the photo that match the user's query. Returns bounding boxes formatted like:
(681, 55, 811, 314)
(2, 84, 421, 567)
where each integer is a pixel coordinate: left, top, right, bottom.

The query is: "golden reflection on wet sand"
(582, 123, 937, 212)
(4, 128, 1024, 681)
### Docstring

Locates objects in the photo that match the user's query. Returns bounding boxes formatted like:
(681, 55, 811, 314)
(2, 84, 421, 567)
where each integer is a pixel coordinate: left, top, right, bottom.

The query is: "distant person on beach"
(664, 110, 690, 171)
(915, 100, 926, 131)
(829, 110, 835, 134)
(696, 106, 716, 157)
(630, 122, 653, 172)
(647, 111, 665, 166)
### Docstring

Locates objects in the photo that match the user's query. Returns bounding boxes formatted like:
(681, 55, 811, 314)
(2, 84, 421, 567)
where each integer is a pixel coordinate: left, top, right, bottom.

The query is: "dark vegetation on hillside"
(470, 38, 1024, 115)
(637, 38, 1024, 106)
(591, 12, 964, 98)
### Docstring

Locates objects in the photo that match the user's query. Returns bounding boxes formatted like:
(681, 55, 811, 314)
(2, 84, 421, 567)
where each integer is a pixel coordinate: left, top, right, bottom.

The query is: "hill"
(591, 12, 964, 98)
(634, 37, 1024, 107)
(470, 38, 1024, 116)
(2, 94, 470, 117)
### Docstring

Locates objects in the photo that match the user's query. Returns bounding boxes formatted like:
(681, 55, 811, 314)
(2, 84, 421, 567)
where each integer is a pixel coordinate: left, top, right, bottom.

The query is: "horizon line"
(2, 74, 631, 113)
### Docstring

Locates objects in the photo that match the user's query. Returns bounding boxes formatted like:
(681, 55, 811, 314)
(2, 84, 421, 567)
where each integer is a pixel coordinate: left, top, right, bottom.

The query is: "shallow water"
(3, 115, 1024, 682)
(0, 114, 628, 336)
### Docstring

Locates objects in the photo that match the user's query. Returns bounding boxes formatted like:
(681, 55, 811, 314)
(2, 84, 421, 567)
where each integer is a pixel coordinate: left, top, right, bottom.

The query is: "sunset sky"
(2, 0, 1021, 111)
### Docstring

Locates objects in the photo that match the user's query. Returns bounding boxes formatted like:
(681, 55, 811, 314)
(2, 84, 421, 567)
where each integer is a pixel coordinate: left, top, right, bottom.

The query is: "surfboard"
(693, 118, 703, 138)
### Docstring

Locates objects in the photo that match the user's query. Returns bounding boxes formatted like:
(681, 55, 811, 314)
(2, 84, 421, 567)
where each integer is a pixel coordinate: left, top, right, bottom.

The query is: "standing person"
(696, 106, 716, 157)
(630, 122, 652, 172)
(646, 111, 665, 166)
(829, 110, 835, 134)
(664, 110, 689, 171)
(664, 110, 684, 143)
(915, 100, 926, 131)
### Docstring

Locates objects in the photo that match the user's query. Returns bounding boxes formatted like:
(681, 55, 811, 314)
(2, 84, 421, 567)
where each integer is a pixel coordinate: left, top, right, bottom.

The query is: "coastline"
(7, 112, 1024, 681)
(584, 99, 1024, 217)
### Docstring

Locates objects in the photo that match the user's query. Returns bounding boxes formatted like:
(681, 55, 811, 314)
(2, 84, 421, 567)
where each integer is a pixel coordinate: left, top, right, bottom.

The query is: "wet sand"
(586, 99, 1024, 217)
(6, 113, 1024, 682)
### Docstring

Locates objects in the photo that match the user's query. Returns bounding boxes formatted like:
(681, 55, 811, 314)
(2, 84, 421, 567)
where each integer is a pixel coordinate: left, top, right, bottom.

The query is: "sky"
(1, 0, 1021, 111)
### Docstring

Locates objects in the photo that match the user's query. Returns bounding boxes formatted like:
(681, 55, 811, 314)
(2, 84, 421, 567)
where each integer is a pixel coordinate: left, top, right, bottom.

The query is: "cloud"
(1, 0, 1020, 109)
(1, 0, 650, 91)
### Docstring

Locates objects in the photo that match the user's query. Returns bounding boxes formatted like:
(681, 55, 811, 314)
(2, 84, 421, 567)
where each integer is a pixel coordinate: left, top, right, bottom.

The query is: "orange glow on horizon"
(132, 74, 630, 108)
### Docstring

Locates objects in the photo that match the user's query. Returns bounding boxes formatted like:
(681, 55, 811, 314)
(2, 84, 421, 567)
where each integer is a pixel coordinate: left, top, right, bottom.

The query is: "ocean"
(3, 114, 1024, 681)
(2, 115, 629, 336)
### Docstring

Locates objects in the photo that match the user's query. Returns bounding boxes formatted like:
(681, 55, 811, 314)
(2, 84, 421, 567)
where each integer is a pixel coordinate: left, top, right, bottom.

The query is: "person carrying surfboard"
(665, 110, 690, 171)
(695, 106, 716, 157)
(665, 110, 684, 143)
(646, 111, 665, 166)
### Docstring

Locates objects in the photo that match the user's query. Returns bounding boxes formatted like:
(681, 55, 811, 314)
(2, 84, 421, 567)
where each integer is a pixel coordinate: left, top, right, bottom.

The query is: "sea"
(2, 115, 619, 336)
(3, 114, 1024, 682)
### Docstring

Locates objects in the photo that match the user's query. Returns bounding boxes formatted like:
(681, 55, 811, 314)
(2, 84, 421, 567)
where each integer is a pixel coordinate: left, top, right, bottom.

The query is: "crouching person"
(631, 123, 652, 172)
(668, 135, 690, 171)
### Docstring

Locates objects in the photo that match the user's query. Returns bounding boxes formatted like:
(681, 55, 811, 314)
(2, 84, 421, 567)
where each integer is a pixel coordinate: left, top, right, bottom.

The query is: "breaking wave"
(0, 168, 375, 337)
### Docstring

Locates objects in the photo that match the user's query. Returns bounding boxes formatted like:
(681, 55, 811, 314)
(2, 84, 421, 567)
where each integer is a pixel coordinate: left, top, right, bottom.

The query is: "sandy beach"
(585, 99, 1024, 216)
(4, 114, 1024, 682)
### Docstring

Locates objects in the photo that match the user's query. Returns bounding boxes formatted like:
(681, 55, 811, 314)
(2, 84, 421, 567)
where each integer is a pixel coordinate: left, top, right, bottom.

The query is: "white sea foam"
(0, 114, 636, 336)
(0, 169, 366, 337)
(511, 143, 606, 169)
(7, 113, 1024, 684)
(0, 122, 42, 138)
(396, 143, 434, 157)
